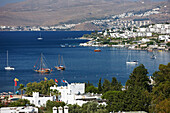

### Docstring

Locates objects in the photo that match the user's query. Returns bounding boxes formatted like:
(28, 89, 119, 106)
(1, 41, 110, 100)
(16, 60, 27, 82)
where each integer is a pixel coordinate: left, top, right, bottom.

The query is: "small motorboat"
(94, 48, 101, 52)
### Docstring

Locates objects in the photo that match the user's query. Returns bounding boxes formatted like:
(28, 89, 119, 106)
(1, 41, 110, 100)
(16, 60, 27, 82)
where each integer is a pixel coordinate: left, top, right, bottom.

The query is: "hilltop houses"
(80, 23, 170, 51)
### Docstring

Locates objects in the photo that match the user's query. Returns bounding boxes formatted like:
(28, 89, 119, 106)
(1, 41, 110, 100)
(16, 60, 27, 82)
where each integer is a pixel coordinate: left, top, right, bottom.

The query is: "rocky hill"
(0, 0, 165, 27)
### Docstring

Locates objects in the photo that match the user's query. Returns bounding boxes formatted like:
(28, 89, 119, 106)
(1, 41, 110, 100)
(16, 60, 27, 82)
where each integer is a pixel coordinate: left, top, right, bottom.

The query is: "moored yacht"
(37, 33, 43, 40)
(5, 50, 15, 70)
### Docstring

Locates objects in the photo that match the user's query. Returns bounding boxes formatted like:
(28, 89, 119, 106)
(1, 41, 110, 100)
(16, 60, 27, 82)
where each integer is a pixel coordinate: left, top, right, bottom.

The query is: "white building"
(146, 32, 152, 37)
(50, 83, 106, 106)
(0, 106, 38, 113)
(22, 92, 55, 107)
(53, 106, 69, 113)
(139, 28, 147, 32)
(159, 35, 170, 43)
(141, 38, 151, 43)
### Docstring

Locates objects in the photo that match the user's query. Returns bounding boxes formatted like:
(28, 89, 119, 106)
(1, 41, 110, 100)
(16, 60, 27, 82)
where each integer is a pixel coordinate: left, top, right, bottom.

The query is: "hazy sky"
(0, 0, 167, 7)
(0, 0, 25, 6)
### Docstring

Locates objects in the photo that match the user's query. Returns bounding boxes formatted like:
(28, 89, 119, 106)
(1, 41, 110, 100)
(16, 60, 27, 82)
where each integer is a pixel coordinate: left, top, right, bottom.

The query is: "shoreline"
(79, 40, 169, 52)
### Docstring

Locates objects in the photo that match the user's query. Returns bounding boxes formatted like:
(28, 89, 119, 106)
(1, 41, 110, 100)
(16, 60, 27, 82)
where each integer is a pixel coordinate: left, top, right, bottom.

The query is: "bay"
(0, 31, 169, 93)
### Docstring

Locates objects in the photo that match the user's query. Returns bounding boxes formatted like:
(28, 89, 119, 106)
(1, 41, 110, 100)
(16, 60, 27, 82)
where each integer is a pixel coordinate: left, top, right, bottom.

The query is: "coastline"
(79, 38, 170, 52)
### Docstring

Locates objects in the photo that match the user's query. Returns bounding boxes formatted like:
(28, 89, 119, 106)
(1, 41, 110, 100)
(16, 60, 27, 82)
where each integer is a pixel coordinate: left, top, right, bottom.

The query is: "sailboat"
(150, 54, 156, 59)
(150, 51, 156, 59)
(33, 53, 52, 73)
(126, 50, 138, 65)
(5, 50, 15, 70)
(55, 55, 66, 70)
(37, 33, 43, 40)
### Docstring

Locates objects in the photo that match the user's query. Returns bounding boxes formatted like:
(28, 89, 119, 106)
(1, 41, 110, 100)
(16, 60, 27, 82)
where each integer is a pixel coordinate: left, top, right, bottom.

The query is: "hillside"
(0, 0, 164, 26)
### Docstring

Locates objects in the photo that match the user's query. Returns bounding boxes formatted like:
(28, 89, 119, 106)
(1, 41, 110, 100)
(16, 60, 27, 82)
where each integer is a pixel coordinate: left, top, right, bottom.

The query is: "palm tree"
(18, 84, 25, 96)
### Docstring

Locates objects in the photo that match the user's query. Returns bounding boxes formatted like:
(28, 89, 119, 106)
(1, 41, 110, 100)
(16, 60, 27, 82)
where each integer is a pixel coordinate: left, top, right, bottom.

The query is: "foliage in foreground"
(150, 63, 170, 113)
(25, 79, 55, 96)
(4, 63, 168, 113)
(84, 63, 170, 112)
(45, 100, 65, 112)
(68, 102, 108, 113)
(8, 99, 33, 107)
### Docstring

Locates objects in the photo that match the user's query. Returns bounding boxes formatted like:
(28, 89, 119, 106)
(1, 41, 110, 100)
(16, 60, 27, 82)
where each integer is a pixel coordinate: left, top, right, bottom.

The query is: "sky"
(0, 0, 25, 6)
(0, 0, 167, 7)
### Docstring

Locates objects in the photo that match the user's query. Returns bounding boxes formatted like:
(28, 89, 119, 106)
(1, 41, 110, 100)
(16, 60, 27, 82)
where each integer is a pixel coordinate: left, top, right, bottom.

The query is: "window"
(38, 100, 40, 105)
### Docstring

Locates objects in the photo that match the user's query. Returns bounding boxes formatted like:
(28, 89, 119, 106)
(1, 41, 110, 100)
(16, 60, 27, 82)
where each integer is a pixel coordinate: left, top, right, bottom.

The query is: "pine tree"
(98, 78, 102, 93)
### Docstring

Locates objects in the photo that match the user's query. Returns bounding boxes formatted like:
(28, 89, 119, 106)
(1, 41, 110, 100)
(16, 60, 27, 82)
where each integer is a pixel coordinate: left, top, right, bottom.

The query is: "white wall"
(0, 106, 38, 113)
(22, 92, 54, 107)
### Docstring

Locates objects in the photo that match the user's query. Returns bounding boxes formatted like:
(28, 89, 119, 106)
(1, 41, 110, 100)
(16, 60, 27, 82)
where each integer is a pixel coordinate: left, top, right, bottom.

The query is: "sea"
(0, 31, 169, 93)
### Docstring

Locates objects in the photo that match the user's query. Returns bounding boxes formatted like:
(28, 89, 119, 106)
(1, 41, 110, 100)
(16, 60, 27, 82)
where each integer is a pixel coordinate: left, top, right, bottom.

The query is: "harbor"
(0, 31, 169, 93)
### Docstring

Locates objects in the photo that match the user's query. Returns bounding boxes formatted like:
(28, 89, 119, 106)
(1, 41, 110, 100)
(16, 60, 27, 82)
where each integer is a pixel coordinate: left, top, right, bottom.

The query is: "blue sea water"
(0, 31, 169, 93)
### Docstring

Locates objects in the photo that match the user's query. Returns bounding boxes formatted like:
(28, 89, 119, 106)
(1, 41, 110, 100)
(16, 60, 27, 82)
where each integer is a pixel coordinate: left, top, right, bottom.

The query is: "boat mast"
(61, 56, 64, 66)
(7, 50, 8, 67)
(129, 50, 131, 61)
(58, 55, 60, 66)
(40, 53, 43, 70)
(127, 51, 130, 62)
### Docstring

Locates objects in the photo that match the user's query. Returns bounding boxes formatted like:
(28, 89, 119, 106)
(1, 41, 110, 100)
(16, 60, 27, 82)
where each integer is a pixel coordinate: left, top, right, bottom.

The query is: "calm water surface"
(0, 31, 169, 92)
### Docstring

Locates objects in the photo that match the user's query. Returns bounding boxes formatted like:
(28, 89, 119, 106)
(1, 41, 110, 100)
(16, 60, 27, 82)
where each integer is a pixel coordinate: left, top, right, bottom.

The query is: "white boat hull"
(126, 61, 138, 65)
(37, 38, 43, 40)
(5, 66, 15, 70)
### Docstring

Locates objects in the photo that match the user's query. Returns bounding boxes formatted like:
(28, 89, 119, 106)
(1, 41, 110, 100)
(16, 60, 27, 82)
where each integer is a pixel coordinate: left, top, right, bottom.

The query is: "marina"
(0, 31, 169, 93)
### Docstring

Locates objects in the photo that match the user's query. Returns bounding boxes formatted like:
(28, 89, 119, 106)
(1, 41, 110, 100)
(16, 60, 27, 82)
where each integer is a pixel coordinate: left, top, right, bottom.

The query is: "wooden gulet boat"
(55, 55, 66, 71)
(34, 53, 52, 73)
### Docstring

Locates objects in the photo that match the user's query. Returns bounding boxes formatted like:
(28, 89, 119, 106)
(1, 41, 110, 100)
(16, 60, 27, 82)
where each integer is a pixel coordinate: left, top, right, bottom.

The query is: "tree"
(85, 81, 93, 88)
(85, 86, 98, 93)
(50, 89, 60, 101)
(9, 99, 31, 107)
(152, 63, 170, 86)
(111, 77, 122, 91)
(18, 84, 25, 96)
(123, 86, 151, 112)
(85, 81, 95, 93)
(81, 102, 98, 113)
(102, 91, 124, 112)
(25, 79, 55, 96)
(126, 64, 150, 91)
(96, 104, 108, 113)
(68, 104, 82, 113)
(122, 64, 152, 112)
(46, 100, 65, 112)
(98, 78, 102, 93)
(25, 82, 33, 96)
(102, 79, 111, 93)
(150, 63, 170, 113)
(155, 98, 170, 113)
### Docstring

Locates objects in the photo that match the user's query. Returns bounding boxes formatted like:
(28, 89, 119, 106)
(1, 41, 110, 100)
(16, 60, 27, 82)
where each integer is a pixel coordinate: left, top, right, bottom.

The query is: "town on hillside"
(80, 23, 170, 52)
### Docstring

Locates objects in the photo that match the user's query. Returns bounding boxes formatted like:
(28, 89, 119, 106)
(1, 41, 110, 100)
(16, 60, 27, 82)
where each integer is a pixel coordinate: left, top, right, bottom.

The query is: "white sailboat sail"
(126, 50, 138, 65)
(37, 33, 43, 40)
(5, 50, 15, 70)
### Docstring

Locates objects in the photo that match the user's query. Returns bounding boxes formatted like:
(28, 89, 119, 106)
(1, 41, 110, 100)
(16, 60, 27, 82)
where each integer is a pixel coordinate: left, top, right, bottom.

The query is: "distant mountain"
(0, 0, 167, 26)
